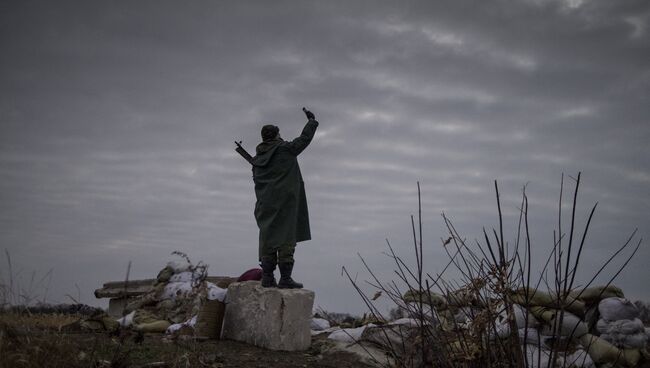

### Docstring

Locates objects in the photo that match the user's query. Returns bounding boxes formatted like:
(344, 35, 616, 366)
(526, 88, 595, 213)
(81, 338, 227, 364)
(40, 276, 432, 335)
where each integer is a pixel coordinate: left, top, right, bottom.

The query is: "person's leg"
(277, 243, 303, 289)
(260, 248, 278, 288)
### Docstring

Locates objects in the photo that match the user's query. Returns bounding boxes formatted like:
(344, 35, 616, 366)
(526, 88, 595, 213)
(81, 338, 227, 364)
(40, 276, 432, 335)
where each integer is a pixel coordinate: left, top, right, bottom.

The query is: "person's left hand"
(302, 107, 315, 120)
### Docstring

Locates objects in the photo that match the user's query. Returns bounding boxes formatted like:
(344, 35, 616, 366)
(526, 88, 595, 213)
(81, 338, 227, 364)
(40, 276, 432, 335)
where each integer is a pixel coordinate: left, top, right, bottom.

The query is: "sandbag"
(161, 281, 194, 300)
(512, 288, 585, 316)
(562, 349, 596, 368)
(454, 307, 481, 324)
(166, 315, 197, 334)
(403, 289, 447, 310)
(389, 318, 420, 327)
(361, 323, 416, 357)
(311, 318, 331, 331)
(167, 259, 191, 273)
(156, 266, 174, 283)
(599, 298, 639, 321)
(518, 328, 548, 348)
(447, 287, 483, 307)
(522, 345, 552, 368)
(76, 313, 120, 333)
(195, 300, 224, 339)
(569, 285, 624, 305)
(206, 282, 227, 302)
(135, 320, 171, 333)
(169, 271, 194, 283)
(117, 311, 135, 327)
(513, 303, 538, 329)
(597, 318, 648, 349)
(530, 307, 588, 338)
(328, 324, 374, 343)
(596, 318, 644, 335)
(579, 333, 641, 367)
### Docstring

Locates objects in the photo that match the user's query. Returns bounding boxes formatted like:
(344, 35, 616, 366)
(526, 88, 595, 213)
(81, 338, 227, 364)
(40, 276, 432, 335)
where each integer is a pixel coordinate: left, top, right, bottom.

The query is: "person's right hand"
(302, 107, 315, 120)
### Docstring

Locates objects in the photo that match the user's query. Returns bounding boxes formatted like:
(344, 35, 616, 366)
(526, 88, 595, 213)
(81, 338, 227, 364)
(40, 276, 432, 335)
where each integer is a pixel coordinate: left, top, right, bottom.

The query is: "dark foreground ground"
(0, 313, 370, 368)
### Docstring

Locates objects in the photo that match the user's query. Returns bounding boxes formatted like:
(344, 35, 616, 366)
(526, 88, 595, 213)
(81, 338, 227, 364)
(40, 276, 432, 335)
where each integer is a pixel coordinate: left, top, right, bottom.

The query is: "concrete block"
(107, 297, 131, 317)
(222, 281, 315, 351)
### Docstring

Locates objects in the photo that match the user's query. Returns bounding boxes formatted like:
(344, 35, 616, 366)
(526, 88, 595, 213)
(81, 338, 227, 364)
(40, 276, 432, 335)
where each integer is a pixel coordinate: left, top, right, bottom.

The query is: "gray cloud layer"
(1, 0, 649, 312)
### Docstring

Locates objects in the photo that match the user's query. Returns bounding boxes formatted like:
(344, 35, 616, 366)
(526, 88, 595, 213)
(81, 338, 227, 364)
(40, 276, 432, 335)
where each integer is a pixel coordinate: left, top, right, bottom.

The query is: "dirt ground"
(0, 313, 372, 368)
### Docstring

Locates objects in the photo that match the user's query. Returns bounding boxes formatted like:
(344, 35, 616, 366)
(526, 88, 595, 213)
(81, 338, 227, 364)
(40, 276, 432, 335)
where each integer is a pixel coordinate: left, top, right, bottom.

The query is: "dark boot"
(278, 262, 303, 289)
(260, 259, 277, 288)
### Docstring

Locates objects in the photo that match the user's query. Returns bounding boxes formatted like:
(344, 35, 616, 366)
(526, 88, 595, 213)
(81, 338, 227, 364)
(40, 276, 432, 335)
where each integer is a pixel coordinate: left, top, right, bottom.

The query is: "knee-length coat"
(252, 120, 318, 259)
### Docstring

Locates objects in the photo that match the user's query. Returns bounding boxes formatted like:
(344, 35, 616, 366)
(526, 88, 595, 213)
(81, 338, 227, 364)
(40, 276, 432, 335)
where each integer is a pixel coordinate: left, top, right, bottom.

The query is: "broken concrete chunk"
(221, 281, 314, 351)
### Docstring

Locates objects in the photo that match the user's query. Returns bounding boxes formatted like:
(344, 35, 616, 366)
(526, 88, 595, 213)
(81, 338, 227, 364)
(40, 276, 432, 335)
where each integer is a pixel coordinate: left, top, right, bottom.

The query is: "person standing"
(251, 108, 318, 288)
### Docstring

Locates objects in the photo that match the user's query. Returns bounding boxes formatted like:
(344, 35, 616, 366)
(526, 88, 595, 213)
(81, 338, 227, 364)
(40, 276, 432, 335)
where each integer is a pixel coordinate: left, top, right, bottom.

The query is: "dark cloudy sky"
(1, 0, 649, 313)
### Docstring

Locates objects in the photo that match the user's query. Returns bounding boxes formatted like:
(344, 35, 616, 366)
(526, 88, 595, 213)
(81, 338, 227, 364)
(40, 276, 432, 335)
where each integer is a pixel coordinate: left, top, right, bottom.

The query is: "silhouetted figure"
(251, 108, 319, 288)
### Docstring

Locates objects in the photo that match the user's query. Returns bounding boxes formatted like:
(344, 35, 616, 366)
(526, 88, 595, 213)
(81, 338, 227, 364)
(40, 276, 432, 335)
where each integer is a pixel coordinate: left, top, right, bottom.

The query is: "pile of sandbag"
(310, 283, 650, 368)
(569, 296, 649, 367)
(503, 286, 648, 367)
(78, 256, 229, 336)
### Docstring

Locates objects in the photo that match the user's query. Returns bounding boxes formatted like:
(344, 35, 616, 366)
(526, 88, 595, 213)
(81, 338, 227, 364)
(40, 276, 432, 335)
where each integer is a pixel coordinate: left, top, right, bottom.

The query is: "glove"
(302, 107, 315, 121)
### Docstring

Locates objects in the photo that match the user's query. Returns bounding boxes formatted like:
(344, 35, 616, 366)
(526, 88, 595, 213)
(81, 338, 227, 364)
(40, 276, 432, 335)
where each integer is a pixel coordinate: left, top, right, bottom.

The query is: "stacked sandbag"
(596, 297, 648, 351)
(511, 287, 586, 317)
(112, 256, 228, 338)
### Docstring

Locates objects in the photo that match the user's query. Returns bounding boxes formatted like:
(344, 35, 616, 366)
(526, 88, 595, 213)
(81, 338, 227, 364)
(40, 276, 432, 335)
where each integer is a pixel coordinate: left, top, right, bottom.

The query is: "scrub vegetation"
(343, 173, 647, 367)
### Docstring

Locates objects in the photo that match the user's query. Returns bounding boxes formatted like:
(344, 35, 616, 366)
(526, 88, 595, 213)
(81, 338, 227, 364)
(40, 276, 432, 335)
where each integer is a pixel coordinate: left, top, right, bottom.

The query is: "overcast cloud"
(1, 0, 649, 313)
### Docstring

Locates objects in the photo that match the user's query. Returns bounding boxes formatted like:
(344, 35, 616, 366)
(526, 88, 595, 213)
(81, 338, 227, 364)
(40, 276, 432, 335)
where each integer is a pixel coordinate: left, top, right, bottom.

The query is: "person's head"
(261, 124, 280, 141)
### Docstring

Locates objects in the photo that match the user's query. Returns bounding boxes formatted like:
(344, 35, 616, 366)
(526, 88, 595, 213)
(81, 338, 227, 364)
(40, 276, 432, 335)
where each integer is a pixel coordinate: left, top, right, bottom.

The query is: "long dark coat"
(252, 120, 318, 259)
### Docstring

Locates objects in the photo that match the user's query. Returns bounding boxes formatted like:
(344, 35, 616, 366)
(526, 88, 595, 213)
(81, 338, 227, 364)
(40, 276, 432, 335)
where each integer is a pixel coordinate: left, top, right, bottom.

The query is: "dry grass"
(0, 311, 79, 331)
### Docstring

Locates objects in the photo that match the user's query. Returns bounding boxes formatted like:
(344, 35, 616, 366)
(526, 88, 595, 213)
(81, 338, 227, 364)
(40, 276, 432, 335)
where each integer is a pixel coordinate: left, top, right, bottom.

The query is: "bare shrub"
(344, 173, 642, 368)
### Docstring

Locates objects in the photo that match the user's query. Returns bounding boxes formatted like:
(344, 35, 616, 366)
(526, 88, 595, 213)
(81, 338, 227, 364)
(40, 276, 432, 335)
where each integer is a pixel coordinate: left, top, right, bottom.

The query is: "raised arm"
(288, 109, 319, 155)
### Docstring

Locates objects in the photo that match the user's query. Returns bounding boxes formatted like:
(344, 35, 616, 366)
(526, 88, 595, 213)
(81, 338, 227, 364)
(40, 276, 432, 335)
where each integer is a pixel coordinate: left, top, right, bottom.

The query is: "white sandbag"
(596, 318, 644, 335)
(167, 260, 191, 273)
(621, 333, 648, 349)
(161, 281, 194, 300)
(563, 349, 596, 368)
(311, 326, 339, 336)
(513, 304, 537, 329)
(166, 315, 197, 334)
(598, 298, 639, 321)
(169, 271, 193, 283)
(206, 282, 227, 302)
(327, 324, 375, 343)
(405, 302, 438, 319)
(596, 318, 647, 348)
(492, 320, 511, 339)
(116, 311, 135, 327)
(518, 328, 548, 348)
(600, 332, 648, 349)
(522, 345, 552, 368)
(540, 311, 588, 338)
(310, 318, 331, 331)
(389, 318, 421, 327)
